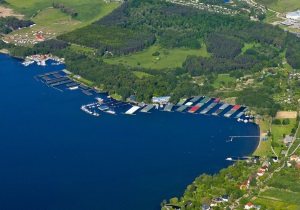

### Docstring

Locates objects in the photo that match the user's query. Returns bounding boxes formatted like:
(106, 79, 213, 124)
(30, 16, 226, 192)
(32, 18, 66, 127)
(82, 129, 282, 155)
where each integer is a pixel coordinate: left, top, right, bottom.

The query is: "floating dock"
(188, 102, 204, 113)
(200, 102, 218, 114)
(200, 96, 211, 104)
(190, 96, 202, 103)
(140, 104, 155, 113)
(125, 106, 140, 115)
(163, 104, 173, 112)
(46, 77, 69, 84)
(51, 79, 72, 87)
(224, 105, 241, 117)
(82, 90, 92, 96)
(177, 98, 187, 106)
(235, 112, 244, 118)
(212, 104, 229, 116)
(66, 82, 79, 87)
(176, 105, 188, 112)
(214, 98, 221, 103)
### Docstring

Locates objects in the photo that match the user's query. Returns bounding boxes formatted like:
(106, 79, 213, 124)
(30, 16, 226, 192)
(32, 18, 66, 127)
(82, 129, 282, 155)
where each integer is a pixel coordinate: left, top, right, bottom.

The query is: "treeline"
(286, 34, 300, 69)
(235, 87, 281, 116)
(52, 2, 78, 18)
(0, 0, 8, 4)
(0, 39, 69, 58)
(0, 17, 34, 35)
(58, 24, 156, 55)
(64, 51, 213, 102)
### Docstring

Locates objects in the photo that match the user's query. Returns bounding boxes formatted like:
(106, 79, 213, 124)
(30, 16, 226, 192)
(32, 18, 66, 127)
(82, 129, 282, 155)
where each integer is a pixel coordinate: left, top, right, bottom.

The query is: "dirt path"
(0, 6, 23, 19)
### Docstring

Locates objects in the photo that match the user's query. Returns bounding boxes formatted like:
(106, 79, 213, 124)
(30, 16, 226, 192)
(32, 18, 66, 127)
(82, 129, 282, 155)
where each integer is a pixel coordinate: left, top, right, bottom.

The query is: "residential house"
(245, 202, 255, 209)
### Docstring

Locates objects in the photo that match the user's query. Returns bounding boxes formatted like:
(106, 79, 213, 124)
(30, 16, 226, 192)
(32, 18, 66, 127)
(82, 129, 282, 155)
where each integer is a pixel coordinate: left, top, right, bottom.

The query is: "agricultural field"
(104, 45, 211, 69)
(2, 0, 120, 45)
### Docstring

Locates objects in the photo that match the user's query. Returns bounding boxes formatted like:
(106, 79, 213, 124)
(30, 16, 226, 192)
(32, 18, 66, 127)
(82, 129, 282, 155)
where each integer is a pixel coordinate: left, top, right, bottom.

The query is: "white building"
(286, 10, 300, 20)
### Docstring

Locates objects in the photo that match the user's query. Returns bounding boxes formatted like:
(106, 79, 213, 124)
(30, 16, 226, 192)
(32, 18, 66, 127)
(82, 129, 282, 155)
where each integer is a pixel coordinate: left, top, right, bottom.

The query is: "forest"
(0, 17, 34, 35)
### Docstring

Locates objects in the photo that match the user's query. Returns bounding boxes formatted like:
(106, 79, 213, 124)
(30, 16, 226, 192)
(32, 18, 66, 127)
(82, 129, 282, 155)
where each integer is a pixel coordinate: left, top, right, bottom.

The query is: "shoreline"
(0, 49, 10, 54)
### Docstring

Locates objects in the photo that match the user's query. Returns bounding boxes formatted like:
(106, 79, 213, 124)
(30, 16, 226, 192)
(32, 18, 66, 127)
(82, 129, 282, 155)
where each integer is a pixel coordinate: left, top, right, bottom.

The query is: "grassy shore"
(253, 116, 272, 157)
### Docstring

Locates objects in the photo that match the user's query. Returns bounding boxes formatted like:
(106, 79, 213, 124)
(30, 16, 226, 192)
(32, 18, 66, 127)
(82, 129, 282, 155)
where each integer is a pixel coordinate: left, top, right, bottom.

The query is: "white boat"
(92, 111, 100, 116)
(68, 86, 79, 90)
(226, 157, 233, 161)
(95, 97, 103, 103)
(244, 119, 249, 123)
(237, 118, 243, 122)
(41, 60, 46, 66)
(106, 110, 116, 115)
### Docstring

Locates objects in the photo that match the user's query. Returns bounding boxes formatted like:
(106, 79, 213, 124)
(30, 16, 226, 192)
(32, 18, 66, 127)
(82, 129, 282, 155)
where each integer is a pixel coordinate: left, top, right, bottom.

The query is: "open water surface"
(0, 53, 259, 210)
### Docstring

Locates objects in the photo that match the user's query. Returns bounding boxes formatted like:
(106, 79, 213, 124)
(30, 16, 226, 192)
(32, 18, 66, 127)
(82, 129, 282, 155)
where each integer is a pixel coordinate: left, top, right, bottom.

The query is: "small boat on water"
(244, 119, 248, 123)
(92, 111, 100, 117)
(106, 109, 116, 115)
(226, 157, 233, 161)
(95, 97, 104, 103)
(22, 60, 34, 66)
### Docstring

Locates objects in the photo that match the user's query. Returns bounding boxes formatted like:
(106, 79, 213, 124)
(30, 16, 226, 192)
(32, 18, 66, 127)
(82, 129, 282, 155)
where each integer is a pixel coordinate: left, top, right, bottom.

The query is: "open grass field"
(104, 45, 211, 69)
(6, 0, 120, 21)
(253, 116, 272, 157)
(3, 0, 120, 45)
(212, 74, 236, 88)
(132, 71, 152, 78)
(257, 0, 300, 13)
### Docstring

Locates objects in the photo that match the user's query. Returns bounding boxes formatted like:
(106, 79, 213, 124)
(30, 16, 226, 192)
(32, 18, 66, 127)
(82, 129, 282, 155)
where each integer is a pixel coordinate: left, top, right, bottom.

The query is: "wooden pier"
(227, 136, 260, 142)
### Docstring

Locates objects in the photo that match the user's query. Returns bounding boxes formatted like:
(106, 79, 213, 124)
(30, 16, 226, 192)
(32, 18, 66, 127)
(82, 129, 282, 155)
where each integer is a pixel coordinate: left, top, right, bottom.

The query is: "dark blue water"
(0, 53, 259, 210)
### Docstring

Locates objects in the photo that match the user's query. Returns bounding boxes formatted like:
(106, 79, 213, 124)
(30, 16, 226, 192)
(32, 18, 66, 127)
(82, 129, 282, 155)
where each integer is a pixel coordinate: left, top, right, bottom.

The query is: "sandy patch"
(0, 6, 23, 19)
(276, 111, 297, 118)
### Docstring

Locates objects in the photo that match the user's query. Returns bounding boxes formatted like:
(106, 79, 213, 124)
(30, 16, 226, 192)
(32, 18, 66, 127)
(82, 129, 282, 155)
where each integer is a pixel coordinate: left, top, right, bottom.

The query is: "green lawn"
(241, 42, 261, 54)
(132, 71, 152, 78)
(104, 45, 211, 69)
(212, 74, 236, 88)
(267, 0, 300, 13)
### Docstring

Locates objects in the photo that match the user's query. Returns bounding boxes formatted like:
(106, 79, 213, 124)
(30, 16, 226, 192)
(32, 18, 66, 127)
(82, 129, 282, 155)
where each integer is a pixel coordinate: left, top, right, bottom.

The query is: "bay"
(0, 53, 259, 210)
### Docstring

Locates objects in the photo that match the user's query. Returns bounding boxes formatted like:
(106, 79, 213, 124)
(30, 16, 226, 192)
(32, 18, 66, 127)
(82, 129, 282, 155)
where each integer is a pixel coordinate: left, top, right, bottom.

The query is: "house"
(244, 202, 255, 209)
(290, 154, 298, 161)
(210, 202, 217, 207)
(257, 170, 264, 176)
(213, 197, 223, 203)
(238, 182, 248, 189)
(262, 161, 270, 167)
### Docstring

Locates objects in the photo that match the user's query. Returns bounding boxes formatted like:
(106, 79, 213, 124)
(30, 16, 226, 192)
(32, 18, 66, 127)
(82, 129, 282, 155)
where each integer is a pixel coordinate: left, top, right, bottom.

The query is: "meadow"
(104, 45, 211, 69)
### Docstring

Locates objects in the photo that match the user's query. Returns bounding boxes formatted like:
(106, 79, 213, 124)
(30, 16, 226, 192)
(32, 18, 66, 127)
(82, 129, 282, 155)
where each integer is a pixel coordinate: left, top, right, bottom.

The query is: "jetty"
(82, 90, 92, 96)
(140, 104, 155, 113)
(224, 105, 241, 117)
(125, 106, 140, 115)
(212, 103, 229, 116)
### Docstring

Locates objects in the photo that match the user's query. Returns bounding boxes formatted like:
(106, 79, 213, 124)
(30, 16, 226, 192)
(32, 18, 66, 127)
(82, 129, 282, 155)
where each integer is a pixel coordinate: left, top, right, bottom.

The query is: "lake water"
(0, 53, 259, 210)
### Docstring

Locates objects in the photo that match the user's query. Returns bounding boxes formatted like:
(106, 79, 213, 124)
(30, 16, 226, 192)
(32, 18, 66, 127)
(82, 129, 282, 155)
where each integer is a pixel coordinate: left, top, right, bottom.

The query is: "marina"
(188, 102, 205, 113)
(125, 106, 140, 115)
(235, 112, 245, 118)
(140, 104, 155, 113)
(224, 105, 241, 118)
(212, 104, 229, 116)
